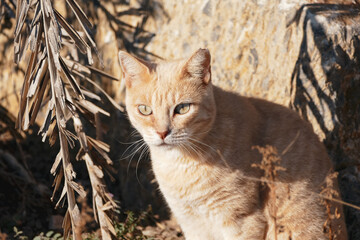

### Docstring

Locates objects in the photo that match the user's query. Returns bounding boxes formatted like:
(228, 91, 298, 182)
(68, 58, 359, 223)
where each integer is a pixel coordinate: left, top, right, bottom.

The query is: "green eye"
(138, 105, 152, 115)
(174, 103, 191, 115)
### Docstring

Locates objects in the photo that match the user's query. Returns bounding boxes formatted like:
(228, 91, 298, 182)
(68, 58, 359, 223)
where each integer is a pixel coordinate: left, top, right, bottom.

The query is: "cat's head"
(118, 49, 216, 151)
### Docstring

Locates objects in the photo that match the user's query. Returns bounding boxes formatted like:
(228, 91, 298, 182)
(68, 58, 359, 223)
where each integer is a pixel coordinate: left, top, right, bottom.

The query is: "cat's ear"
(181, 48, 211, 84)
(118, 51, 151, 88)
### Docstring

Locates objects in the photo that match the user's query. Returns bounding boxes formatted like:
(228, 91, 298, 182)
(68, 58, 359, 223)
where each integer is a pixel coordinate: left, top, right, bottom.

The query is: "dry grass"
(321, 171, 341, 240)
(252, 145, 287, 240)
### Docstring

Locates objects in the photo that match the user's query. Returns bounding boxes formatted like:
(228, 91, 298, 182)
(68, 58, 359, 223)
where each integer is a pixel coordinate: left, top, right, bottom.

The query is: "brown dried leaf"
(72, 70, 124, 112)
(15, 0, 20, 27)
(64, 129, 78, 149)
(76, 99, 110, 117)
(14, 0, 30, 43)
(54, 9, 89, 54)
(87, 137, 112, 165)
(59, 56, 85, 100)
(23, 100, 30, 130)
(84, 153, 104, 178)
(67, 179, 86, 198)
(14, 0, 119, 238)
(56, 184, 68, 208)
(88, 136, 110, 153)
(51, 166, 63, 201)
(63, 58, 91, 75)
(30, 72, 50, 125)
(62, 210, 71, 240)
(29, 19, 41, 52)
(65, 0, 102, 66)
(88, 65, 119, 81)
(59, 130, 82, 240)
(103, 211, 116, 237)
(73, 116, 88, 151)
(53, 92, 67, 129)
(65, 0, 92, 29)
(28, 53, 48, 98)
(81, 88, 101, 101)
(101, 201, 116, 212)
(17, 46, 38, 129)
(51, 151, 62, 175)
(30, 4, 42, 38)
(83, 153, 116, 239)
(38, 100, 54, 141)
(49, 122, 58, 146)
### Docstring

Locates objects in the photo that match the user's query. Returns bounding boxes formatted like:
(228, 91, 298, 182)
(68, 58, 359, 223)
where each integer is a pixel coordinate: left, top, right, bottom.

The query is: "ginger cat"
(118, 48, 347, 240)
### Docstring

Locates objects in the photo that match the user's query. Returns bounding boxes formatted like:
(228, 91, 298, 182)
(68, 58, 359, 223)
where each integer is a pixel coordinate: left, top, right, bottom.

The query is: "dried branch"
(13, 0, 120, 238)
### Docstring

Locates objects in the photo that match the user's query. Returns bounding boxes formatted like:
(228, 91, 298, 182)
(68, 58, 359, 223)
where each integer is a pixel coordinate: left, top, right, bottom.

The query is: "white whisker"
(135, 144, 150, 184)
(126, 142, 147, 174)
(119, 138, 144, 160)
(188, 137, 218, 154)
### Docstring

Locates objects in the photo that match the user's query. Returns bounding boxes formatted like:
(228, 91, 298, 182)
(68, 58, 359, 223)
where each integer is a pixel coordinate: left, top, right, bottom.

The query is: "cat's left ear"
(181, 48, 211, 84)
(118, 51, 151, 88)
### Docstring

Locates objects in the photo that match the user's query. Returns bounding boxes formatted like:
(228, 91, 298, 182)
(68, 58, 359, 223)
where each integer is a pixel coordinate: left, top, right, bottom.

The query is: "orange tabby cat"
(118, 48, 347, 240)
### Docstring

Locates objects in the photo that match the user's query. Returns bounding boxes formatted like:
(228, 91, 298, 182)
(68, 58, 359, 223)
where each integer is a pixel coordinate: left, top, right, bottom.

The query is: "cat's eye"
(138, 105, 152, 115)
(174, 103, 191, 115)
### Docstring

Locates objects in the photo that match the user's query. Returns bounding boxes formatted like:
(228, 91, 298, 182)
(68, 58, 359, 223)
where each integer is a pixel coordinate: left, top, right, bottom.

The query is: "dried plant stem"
(321, 171, 341, 240)
(14, 0, 119, 238)
(59, 131, 82, 239)
(252, 145, 286, 240)
(84, 153, 115, 240)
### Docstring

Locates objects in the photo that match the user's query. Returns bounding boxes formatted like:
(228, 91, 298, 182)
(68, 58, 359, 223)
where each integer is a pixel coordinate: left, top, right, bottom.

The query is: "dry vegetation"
(321, 171, 341, 240)
(4, 0, 121, 239)
(252, 145, 287, 240)
(252, 144, 357, 240)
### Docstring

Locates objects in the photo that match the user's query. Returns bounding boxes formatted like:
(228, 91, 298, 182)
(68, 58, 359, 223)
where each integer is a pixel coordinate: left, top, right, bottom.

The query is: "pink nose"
(157, 130, 169, 140)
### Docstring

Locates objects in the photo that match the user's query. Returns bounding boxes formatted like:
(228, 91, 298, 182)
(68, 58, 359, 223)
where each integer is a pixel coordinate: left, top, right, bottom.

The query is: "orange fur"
(118, 49, 347, 240)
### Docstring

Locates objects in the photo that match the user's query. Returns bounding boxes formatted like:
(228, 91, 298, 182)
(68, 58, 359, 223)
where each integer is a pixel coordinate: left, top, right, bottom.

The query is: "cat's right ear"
(181, 48, 211, 85)
(118, 51, 151, 88)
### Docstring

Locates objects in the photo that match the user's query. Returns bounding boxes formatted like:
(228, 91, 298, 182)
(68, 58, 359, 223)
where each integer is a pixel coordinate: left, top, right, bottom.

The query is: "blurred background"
(0, 0, 359, 239)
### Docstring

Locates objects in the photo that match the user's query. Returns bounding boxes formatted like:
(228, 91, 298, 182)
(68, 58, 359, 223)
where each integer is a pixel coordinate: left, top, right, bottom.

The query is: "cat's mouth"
(146, 136, 183, 148)
(150, 142, 174, 150)
(158, 142, 176, 147)
(152, 141, 176, 149)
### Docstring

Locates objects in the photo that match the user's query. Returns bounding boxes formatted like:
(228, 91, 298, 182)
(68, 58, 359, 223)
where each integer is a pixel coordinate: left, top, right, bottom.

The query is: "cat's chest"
(150, 149, 219, 200)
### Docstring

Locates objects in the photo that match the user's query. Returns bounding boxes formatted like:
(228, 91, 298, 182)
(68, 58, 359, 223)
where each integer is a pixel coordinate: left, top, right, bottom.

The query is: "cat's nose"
(157, 130, 170, 140)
